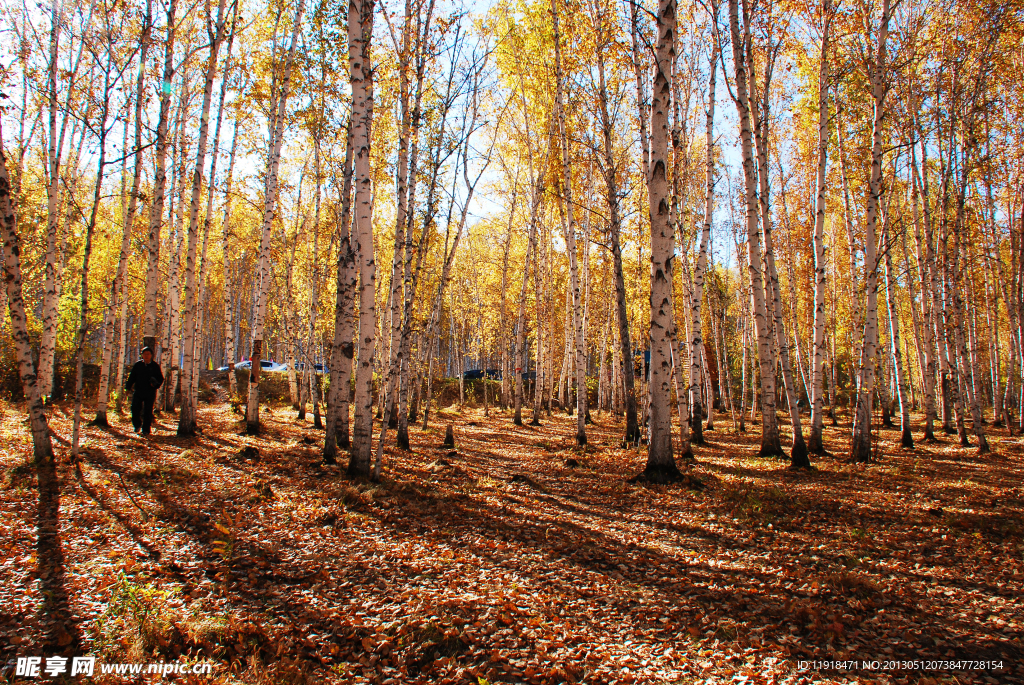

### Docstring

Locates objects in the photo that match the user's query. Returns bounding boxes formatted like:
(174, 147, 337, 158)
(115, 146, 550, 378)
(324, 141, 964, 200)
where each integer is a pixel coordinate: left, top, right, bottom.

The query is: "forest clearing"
(2, 0, 1024, 679)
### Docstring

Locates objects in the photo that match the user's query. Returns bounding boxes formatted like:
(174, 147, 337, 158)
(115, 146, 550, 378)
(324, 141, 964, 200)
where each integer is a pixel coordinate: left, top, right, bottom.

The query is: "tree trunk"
(95, 13, 152, 425)
(808, 4, 832, 454)
(638, 0, 684, 483)
(179, 0, 229, 435)
(72, 64, 116, 457)
(324, 124, 355, 464)
(884, 210, 913, 447)
(348, 0, 377, 476)
(551, 0, 586, 445)
(221, 119, 241, 398)
(851, 0, 889, 463)
(1, 127, 55, 462)
(143, 0, 178, 354)
(729, 0, 782, 458)
(909, 141, 937, 441)
(245, 0, 305, 435)
(514, 123, 548, 425)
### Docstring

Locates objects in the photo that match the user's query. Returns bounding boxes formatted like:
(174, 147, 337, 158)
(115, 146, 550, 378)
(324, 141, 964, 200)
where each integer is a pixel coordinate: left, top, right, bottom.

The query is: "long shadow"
(373, 476, 1024, 671)
(367, 425, 1024, 650)
(66, 409, 1024, 680)
(35, 456, 81, 653)
(72, 458, 164, 562)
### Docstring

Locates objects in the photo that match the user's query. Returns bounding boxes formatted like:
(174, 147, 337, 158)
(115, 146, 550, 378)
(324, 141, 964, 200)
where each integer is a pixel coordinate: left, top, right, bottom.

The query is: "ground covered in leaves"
(1, 397, 1022, 684)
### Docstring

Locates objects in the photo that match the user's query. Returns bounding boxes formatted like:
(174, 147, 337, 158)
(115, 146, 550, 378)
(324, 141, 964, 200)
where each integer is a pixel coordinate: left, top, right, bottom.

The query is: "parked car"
(462, 369, 502, 380)
(235, 359, 287, 372)
(294, 362, 329, 374)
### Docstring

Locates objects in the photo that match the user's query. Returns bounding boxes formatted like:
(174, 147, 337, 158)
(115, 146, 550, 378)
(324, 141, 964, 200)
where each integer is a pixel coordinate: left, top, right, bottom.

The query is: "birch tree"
(244, 0, 305, 435)
(347, 0, 377, 476)
(728, 0, 782, 458)
(637, 0, 685, 483)
(851, 0, 890, 464)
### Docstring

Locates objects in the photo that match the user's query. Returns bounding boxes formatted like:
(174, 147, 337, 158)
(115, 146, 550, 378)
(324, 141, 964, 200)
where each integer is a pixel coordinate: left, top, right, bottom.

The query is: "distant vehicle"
(294, 362, 328, 374)
(235, 359, 287, 372)
(462, 369, 502, 380)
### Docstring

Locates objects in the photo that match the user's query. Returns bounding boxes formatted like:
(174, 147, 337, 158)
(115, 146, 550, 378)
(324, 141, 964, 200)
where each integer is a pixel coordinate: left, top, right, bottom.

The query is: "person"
(125, 347, 164, 435)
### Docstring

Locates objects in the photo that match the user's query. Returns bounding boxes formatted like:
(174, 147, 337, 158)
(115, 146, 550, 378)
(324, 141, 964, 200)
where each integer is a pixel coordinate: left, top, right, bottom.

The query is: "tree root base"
(629, 461, 703, 489)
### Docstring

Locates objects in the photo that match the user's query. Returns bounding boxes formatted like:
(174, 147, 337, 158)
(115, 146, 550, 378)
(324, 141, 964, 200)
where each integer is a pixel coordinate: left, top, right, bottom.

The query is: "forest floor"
(1, 397, 1022, 685)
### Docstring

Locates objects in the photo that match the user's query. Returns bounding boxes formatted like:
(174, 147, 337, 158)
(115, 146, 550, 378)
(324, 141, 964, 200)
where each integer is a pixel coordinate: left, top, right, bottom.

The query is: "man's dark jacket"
(125, 360, 164, 398)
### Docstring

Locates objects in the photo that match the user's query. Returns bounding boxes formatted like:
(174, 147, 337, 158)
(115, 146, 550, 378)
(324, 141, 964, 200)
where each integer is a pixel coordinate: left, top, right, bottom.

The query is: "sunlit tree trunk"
(533, 212, 548, 424)
(179, 0, 229, 435)
(514, 131, 547, 426)
(808, 3, 831, 455)
(638, 0, 684, 482)
(729, 0, 781, 458)
(909, 141, 937, 441)
(72, 61, 117, 458)
(884, 212, 913, 447)
(285, 216, 302, 411)
(221, 119, 241, 398)
(1, 128, 55, 462)
(500, 183, 515, 411)
(348, 0, 376, 475)
(684, 22, 718, 458)
(306, 142, 324, 429)
(245, 0, 305, 435)
(951, 171, 989, 452)
(851, 0, 889, 463)
(323, 124, 355, 464)
(593, 56, 639, 440)
(750, 39, 807, 467)
(38, 0, 81, 402)
(161, 97, 192, 413)
(551, 0, 587, 445)
(985, 180, 1020, 435)
(144, 0, 178, 354)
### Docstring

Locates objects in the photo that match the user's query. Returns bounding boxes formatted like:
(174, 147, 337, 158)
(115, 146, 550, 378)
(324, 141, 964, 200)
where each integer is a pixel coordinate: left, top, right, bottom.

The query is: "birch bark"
(1, 126, 54, 462)
(348, 0, 377, 475)
(245, 0, 305, 434)
(850, 0, 890, 463)
(143, 0, 178, 353)
(729, 0, 782, 458)
(638, 0, 684, 482)
(551, 0, 587, 446)
(808, 2, 832, 454)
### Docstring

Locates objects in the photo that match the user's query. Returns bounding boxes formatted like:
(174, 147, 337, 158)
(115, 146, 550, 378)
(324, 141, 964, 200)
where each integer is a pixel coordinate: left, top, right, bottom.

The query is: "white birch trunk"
(551, 0, 587, 445)
(640, 0, 683, 481)
(850, 0, 889, 463)
(95, 15, 152, 424)
(178, 0, 228, 435)
(348, 0, 377, 475)
(143, 0, 178, 353)
(245, 0, 305, 434)
(808, 5, 831, 453)
(324, 124, 355, 463)
(1, 128, 54, 462)
(729, 0, 781, 457)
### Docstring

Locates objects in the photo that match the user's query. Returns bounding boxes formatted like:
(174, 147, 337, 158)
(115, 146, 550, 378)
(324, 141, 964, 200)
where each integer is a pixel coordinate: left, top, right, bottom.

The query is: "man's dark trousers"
(132, 391, 156, 434)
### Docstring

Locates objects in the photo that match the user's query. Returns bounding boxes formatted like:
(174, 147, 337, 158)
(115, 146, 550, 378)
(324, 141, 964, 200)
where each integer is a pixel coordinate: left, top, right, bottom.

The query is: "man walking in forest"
(125, 347, 164, 435)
